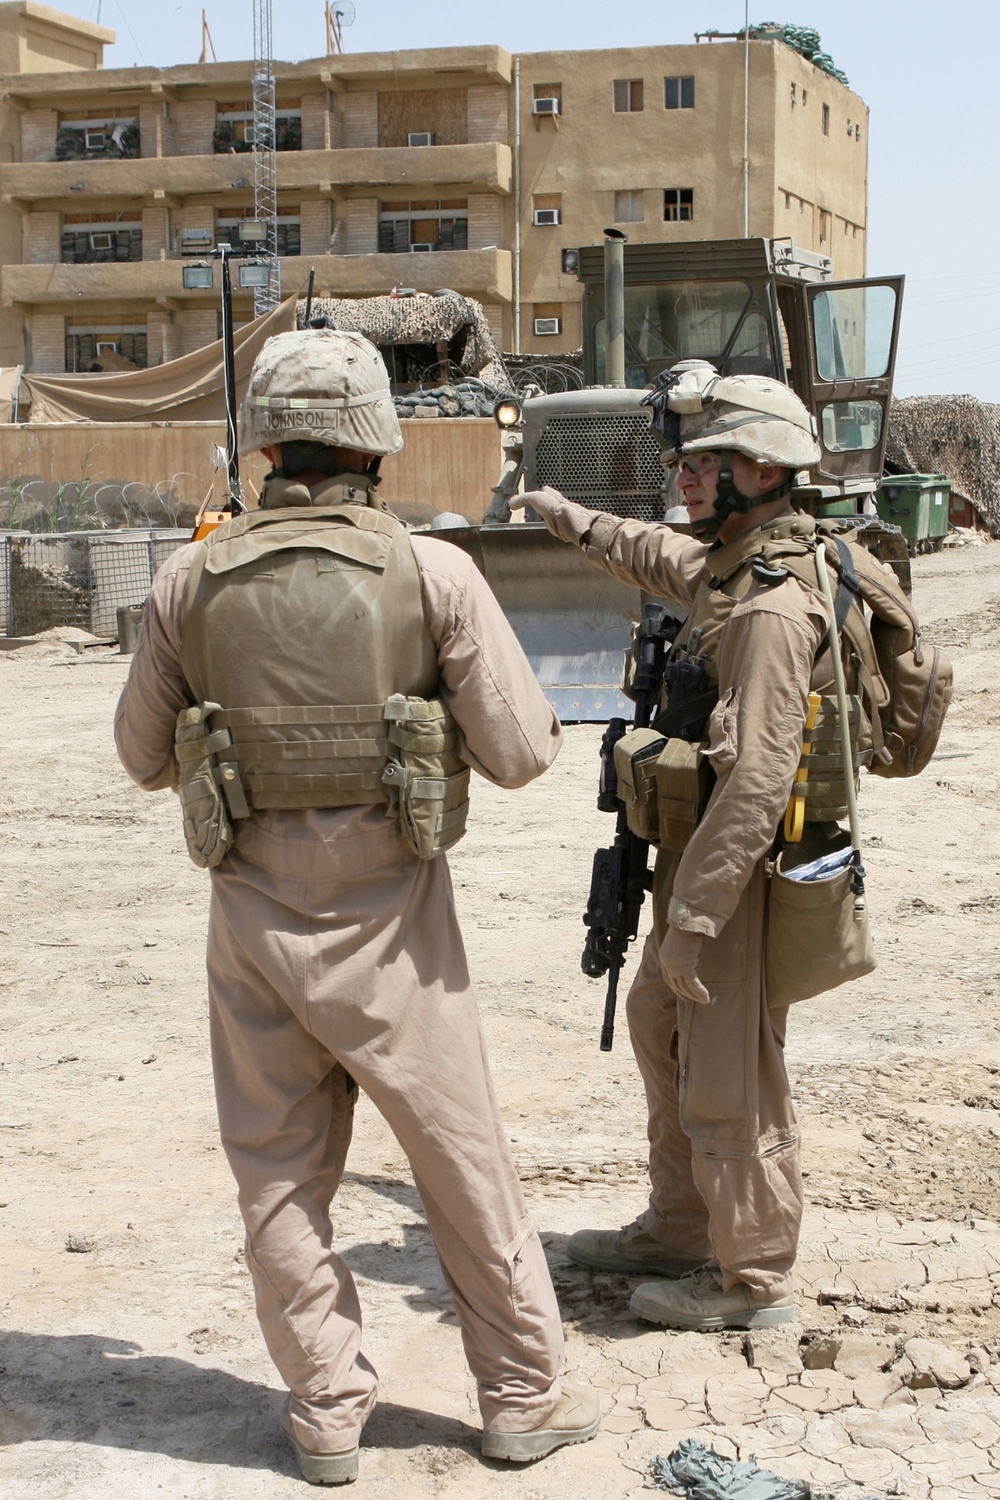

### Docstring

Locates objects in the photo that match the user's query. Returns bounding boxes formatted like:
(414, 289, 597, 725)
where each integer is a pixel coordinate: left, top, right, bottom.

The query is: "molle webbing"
(784, 694, 873, 824)
(209, 703, 392, 809)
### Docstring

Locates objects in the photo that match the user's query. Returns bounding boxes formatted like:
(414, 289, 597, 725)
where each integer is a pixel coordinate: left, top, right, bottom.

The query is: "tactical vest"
(178, 485, 440, 816)
(615, 513, 882, 852)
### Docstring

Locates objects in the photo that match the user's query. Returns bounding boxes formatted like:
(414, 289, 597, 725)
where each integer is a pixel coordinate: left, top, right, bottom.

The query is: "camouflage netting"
(296, 290, 510, 392)
(886, 395, 1000, 533)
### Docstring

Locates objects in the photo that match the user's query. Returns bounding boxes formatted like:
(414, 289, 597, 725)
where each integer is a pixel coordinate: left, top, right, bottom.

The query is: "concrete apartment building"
(0, 3, 869, 374)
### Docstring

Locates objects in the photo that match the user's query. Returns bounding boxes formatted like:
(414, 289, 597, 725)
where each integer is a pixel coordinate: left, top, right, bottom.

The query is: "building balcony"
(1, 46, 513, 105)
(2, 248, 513, 307)
(0, 142, 512, 207)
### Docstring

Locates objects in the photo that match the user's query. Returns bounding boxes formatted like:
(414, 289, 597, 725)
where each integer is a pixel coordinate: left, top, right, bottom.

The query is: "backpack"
(762, 520, 953, 779)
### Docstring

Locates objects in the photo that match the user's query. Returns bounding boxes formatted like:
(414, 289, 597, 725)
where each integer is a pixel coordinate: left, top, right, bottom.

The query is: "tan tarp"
(0, 365, 23, 423)
(22, 296, 296, 425)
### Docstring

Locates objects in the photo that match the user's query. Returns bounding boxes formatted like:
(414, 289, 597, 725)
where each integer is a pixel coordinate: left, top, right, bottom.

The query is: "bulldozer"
(430, 234, 906, 721)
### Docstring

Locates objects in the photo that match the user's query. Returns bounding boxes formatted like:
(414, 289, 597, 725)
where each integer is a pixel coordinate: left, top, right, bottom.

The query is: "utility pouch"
(613, 727, 666, 842)
(174, 702, 248, 869)
(766, 831, 876, 1008)
(653, 737, 714, 854)
(382, 694, 471, 860)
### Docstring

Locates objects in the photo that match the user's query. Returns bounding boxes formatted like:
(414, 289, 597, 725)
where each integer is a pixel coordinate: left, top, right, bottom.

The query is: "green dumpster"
(876, 474, 952, 552)
(813, 497, 858, 518)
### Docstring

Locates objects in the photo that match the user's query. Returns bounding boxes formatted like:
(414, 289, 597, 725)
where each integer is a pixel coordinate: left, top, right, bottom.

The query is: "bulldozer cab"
(578, 236, 903, 500)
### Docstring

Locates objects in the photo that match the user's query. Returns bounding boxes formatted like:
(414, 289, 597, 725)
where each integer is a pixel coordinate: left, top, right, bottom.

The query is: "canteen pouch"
(382, 694, 471, 859)
(765, 832, 876, 1008)
(174, 702, 248, 869)
(613, 727, 666, 842)
(654, 737, 714, 854)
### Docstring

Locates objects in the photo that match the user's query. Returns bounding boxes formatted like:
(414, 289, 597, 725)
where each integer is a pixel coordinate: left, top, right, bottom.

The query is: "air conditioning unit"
(89, 232, 114, 251)
(410, 243, 434, 252)
(534, 317, 561, 336)
(84, 129, 106, 150)
(532, 97, 561, 116)
(407, 132, 434, 147)
(533, 208, 560, 227)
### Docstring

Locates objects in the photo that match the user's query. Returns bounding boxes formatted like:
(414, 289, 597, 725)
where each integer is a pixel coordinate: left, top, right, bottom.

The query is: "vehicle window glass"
(724, 311, 772, 375)
(820, 400, 884, 452)
(594, 280, 753, 384)
(812, 285, 896, 381)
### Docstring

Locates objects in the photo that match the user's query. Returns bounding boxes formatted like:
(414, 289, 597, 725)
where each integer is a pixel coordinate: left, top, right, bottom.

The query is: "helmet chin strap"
(687, 449, 793, 538)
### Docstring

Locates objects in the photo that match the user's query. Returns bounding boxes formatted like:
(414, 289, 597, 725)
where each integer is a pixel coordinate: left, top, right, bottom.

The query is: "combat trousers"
(205, 808, 564, 1453)
(625, 860, 802, 1301)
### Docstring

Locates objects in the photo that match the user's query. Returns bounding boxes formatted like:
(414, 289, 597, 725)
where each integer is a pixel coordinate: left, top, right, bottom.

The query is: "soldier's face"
(677, 452, 722, 524)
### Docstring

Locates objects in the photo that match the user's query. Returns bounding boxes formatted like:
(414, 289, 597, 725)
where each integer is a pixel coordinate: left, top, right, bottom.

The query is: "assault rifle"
(582, 604, 680, 1051)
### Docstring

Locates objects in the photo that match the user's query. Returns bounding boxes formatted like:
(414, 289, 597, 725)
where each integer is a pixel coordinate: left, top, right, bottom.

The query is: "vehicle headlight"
(493, 395, 522, 429)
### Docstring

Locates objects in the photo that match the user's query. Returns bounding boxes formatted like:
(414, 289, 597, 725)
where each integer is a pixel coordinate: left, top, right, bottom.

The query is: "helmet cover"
(239, 327, 403, 458)
(646, 364, 821, 471)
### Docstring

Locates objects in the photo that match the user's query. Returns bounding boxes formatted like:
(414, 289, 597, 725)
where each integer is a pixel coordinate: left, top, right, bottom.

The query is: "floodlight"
(182, 263, 214, 289)
(238, 219, 267, 243)
(238, 261, 271, 289)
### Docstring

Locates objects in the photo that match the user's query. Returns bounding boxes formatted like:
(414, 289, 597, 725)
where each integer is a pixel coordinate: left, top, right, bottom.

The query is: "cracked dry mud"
(2, 542, 1000, 1499)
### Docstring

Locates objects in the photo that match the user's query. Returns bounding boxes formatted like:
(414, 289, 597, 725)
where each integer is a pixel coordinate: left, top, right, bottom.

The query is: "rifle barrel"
(599, 960, 622, 1052)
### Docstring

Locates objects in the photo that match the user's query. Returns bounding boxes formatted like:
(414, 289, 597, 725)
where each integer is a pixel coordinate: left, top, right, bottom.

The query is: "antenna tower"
(252, 0, 280, 315)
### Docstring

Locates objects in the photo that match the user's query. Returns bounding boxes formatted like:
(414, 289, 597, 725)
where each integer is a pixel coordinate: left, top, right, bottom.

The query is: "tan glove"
(659, 926, 711, 1005)
(510, 486, 596, 546)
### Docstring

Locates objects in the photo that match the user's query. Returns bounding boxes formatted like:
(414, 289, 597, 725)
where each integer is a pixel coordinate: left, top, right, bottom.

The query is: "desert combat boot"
(630, 1267, 796, 1331)
(566, 1218, 704, 1278)
(280, 1400, 360, 1486)
(482, 1380, 602, 1463)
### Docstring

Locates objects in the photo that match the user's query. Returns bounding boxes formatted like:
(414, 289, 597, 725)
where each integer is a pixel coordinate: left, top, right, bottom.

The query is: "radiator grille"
(534, 412, 666, 521)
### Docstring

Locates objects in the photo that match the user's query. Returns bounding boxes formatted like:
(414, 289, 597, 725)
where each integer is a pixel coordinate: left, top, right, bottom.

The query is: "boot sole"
(566, 1246, 702, 1279)
(482, 1411, 602, 1463)
(281, 1422, 359, 1485)
(629, 1289, 796, 1331)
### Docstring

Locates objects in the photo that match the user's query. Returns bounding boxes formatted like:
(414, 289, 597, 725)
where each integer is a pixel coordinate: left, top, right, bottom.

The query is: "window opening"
(614, 190, 644, 224)
(664, 76, 695, 109)
(613, 79, 643, 112)
(378, 199, 468, 253)
(663, 188, 694, 222)
(214, 101, 302, 153)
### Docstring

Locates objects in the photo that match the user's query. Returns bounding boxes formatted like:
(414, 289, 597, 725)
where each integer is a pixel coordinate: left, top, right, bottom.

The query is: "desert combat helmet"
(643, 360, 821, 472)
(239, 327, 403, 458)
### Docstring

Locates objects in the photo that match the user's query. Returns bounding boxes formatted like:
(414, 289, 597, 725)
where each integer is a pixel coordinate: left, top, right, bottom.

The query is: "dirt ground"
(2, 540, 1000, 1499)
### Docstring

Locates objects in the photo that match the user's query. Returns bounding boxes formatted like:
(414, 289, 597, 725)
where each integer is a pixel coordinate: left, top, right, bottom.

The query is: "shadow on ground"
(0, 1332, 476, 1472)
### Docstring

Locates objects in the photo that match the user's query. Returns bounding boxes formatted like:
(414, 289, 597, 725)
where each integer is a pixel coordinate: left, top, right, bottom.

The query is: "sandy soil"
(2, 541, 1000, 1499)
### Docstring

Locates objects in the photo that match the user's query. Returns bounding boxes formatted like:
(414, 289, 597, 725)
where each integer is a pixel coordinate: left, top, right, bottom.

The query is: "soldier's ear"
(757, 463, 786, 493)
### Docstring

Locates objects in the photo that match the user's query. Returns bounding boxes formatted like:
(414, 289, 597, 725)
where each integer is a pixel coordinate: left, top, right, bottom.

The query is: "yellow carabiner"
(783, 692, 822, 844)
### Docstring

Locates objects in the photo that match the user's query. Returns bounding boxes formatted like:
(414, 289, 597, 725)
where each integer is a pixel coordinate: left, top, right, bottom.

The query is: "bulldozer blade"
(431, 523, 641, 722)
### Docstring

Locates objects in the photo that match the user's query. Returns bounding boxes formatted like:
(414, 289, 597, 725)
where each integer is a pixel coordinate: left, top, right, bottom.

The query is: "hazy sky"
(65, 0, 1000, 403)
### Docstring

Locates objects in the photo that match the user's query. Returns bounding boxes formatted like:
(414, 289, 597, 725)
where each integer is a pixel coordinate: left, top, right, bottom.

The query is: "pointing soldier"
(516, 366, 836, 1332)
(114, 328, 600, 1483)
